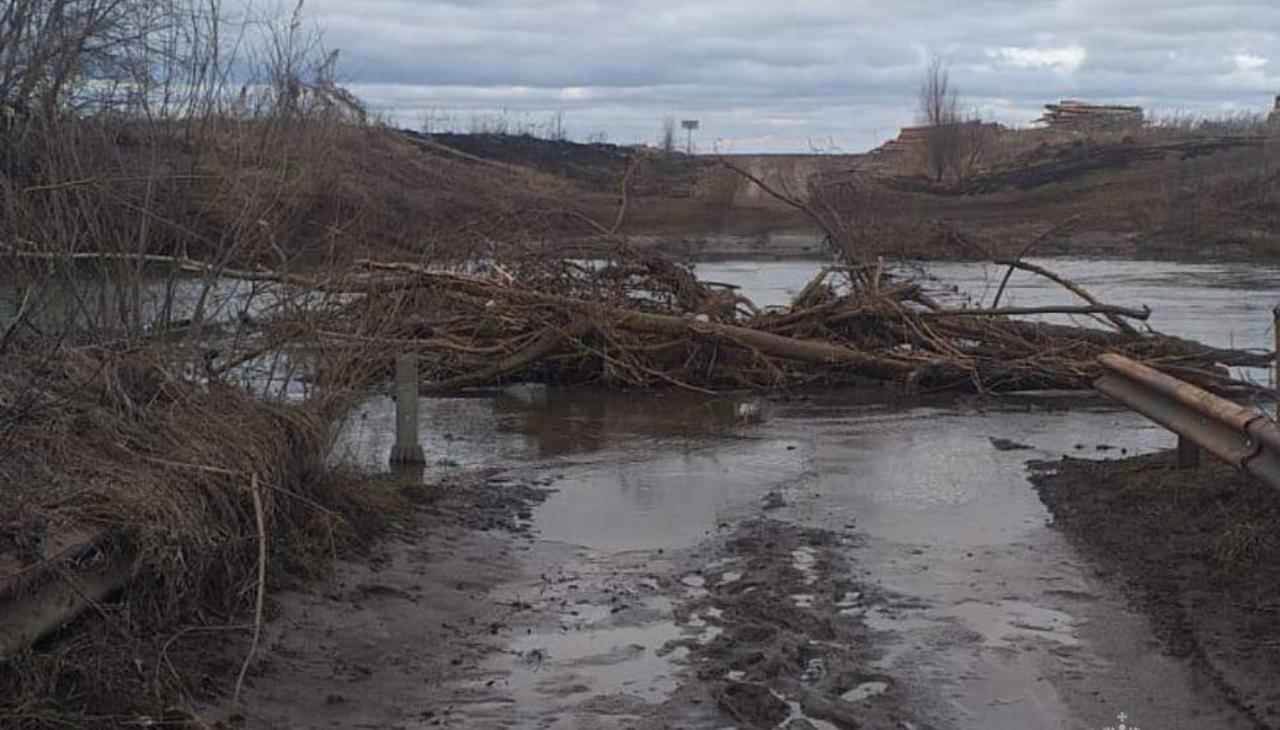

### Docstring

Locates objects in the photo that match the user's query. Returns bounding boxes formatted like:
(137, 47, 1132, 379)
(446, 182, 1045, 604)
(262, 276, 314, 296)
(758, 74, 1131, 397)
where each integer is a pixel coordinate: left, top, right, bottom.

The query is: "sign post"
(680, 119, 699, 154)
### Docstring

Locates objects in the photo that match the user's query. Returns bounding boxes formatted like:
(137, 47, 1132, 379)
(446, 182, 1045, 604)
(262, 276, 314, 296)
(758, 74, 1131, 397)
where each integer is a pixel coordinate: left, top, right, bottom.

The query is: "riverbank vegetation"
(0, 2, 437, 726)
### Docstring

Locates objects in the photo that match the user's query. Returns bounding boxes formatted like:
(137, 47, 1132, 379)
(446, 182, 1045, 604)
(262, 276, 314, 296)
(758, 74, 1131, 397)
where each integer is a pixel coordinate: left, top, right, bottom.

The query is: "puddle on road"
(390, 387, 1249, 728)
(332, 387, 769, 474)
(941, 600, 1080, 649)
(453, 585, 732, 728)
(497, 608, 685, 705)
(534, 435, 805, 552)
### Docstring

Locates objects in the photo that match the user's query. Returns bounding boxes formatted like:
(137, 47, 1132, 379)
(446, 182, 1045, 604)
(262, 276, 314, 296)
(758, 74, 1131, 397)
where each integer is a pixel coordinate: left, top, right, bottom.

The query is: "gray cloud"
(310, 0, 1280, 151)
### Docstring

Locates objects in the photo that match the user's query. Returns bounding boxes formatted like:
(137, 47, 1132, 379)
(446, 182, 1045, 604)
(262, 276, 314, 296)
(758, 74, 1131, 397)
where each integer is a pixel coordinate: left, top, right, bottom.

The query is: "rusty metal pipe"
(1094, 373, 1257, 468)
(1095, 353, 1280, 490)
(1243, 418, 1280, 487)
(1097, 353, 1258, 434)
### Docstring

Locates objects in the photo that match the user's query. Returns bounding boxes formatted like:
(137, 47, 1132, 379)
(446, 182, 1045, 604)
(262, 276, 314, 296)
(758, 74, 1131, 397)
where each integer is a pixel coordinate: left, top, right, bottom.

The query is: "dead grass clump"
(0, 346, 390, 726)
(1210, 519, 1280, 574)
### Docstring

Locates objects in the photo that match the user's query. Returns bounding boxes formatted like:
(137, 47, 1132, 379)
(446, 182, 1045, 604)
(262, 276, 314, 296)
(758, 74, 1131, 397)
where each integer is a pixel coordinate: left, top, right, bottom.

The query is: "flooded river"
(695, 258, 1280, 357)
(323, 258, 1279, 729)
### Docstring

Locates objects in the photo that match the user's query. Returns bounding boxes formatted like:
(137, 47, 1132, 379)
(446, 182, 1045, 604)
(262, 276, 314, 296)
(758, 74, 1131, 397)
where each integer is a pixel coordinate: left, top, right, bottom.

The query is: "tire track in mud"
(402, 468, 931, 729)
(668, 516, 926, 730)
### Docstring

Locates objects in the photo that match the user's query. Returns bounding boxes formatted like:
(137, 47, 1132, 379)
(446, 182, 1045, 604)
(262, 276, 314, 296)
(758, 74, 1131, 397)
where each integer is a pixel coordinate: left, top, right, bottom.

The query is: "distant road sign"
(680, 120, 700, 154)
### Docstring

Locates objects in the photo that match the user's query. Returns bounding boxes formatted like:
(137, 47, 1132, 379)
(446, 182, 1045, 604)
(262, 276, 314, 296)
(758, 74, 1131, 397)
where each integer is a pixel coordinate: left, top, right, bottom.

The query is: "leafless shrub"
(0, 0, 142, 118)
(468, 110, 512, 135)
(0, 0, 389, 344)
(1149, 110, 1270, 137)
(915, 57, 992, 183)
(918, 57, 958, 181)
(547, 110, 567, 141)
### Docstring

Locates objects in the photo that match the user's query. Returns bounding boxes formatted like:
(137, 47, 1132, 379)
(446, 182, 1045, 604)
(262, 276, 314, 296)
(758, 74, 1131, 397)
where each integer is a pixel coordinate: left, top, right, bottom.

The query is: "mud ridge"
(671, 518, 924, 730)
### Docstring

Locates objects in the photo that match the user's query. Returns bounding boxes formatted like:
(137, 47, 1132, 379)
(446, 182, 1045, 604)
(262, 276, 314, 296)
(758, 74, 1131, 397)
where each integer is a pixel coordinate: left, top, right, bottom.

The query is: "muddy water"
(333, 258, 1277, 729)
(696, 257, 1280, 356)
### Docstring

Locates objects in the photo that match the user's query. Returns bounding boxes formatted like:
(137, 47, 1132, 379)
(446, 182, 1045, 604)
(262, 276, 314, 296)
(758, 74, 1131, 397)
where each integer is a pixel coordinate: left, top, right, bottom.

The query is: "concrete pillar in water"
(1273, 306, 1279, 391)
(389, 353, 425, 466)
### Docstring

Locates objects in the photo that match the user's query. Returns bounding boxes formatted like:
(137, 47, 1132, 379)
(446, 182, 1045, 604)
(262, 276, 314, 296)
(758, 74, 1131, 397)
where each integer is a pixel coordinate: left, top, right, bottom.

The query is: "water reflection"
(0, 272, 288, 337)
(331, 386, 765, 471)
(491, 387, 762, 458)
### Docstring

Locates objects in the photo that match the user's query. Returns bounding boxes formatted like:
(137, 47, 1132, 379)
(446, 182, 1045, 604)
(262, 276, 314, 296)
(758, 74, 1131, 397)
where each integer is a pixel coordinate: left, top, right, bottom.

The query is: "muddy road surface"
(213, 388, 1253, 729)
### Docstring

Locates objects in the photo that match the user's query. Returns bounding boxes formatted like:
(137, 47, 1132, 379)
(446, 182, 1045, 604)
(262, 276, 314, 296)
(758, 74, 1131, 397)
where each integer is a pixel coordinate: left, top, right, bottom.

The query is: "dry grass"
(4, 118, 586, 268)
(1210, 518, 1280, 574)
(0, 344, 401, 727)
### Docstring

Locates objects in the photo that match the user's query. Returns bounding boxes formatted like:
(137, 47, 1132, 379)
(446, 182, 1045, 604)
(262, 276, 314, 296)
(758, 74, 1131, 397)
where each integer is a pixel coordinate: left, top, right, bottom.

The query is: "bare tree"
(660, 116, 676, 155)
(919, 58, 957, 127)
(0, 0, 144, 119)
(918, 56, 960, 182)
(955, 118, 994, 181)
(547, 110, 566, 141)
(916, 57, 992, 183)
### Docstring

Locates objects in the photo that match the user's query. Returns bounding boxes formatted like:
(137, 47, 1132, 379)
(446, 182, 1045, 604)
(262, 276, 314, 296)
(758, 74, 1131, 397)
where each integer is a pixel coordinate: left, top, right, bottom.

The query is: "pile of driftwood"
(0, 245, 1265, 395)
(297, 252, 1267, 396)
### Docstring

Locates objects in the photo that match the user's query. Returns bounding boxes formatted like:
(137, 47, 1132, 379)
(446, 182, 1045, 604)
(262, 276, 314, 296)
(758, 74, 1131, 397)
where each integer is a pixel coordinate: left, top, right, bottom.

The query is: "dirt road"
(214, 389, 1266, 729)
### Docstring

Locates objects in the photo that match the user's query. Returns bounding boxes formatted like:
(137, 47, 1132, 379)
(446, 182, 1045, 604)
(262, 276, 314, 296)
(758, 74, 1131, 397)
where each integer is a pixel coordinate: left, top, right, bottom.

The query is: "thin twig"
(991, 215, 1083, 308)
(233, 473, 267, 704)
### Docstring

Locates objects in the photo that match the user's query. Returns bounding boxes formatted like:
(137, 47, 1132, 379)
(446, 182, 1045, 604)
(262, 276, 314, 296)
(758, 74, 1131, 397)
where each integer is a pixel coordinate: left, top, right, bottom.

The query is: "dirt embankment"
(1032, 452, 1280, 726)
(422, 131, 1280, 263)
(12, 117, 1277, 267)
(871, 135, 1280, 262)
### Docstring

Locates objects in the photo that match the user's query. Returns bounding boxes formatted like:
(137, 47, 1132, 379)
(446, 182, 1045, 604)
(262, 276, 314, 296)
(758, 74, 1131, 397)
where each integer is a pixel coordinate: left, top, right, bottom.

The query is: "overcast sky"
(307, 0, 1280, 153)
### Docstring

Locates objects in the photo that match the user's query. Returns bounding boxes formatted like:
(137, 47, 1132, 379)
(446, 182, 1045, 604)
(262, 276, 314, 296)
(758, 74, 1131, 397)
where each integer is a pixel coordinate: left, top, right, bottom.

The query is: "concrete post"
(1273, 306, 1279, 391)
(1176, 434, 1201, 469)
(389, 353, 425, 466)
